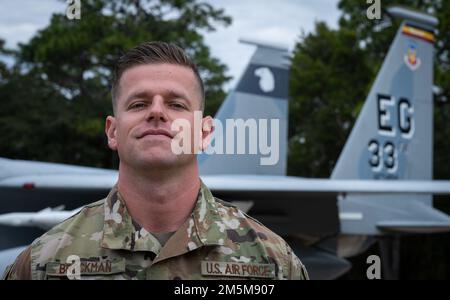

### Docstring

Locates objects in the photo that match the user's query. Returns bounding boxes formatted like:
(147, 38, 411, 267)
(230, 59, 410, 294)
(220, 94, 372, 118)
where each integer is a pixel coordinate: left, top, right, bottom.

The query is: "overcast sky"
(0, 0, 341, 88)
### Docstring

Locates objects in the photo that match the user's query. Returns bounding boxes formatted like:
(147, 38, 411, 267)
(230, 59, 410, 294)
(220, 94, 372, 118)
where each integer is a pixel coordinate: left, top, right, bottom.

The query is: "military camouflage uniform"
(3, 181, 308, 280)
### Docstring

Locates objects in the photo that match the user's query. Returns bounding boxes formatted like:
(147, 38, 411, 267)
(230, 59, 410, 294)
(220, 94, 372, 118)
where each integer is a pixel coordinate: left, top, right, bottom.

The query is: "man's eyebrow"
(123, 89, 192, 107)
(124, 91, 148, 106)
(166, 89, 191, 104)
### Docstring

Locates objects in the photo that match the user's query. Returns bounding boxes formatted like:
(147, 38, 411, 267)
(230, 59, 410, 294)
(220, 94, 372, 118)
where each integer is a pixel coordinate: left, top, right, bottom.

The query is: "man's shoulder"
(212, 197, 289, 254)
(37, 198, 105, 238)
(3, 199, 106, 280)
(30, 198, 106, 263)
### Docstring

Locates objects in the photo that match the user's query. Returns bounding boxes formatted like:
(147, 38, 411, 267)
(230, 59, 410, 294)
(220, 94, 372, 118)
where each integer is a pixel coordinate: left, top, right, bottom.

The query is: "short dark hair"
(111, 41, 205, 113)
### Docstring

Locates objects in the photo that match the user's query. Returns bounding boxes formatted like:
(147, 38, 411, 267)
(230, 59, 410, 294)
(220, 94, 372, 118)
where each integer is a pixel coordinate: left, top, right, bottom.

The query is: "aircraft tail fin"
(331, 6, 437, 181)
(332, 7, 449, 236)
(199, 39, 291, 175)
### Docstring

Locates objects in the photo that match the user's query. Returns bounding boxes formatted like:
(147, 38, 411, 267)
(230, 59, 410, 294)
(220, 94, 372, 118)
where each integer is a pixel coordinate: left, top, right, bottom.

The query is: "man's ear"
(200, 115, 214, 151)
(105, 116, 118, 151)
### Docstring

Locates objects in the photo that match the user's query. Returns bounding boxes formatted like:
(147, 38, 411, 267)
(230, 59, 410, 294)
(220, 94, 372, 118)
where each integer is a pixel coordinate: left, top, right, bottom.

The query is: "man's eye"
(169, 102, 186, 110)
(129, 102, 146, 110)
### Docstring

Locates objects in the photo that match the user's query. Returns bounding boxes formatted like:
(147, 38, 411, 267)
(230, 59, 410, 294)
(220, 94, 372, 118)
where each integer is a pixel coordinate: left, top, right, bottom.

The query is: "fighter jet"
(0, 206, 80, 230)
(202, 6, 450, 278)
(0, 6, 449, 279)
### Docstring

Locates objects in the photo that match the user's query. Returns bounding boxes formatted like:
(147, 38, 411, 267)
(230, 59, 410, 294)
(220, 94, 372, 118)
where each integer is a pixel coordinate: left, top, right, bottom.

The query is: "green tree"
(0, 70, 73, 161)
(0, 40, 6, 80)
(288, 22, 372, 177)
(0, 39, 14, 82)
(0, 0, 231, 168)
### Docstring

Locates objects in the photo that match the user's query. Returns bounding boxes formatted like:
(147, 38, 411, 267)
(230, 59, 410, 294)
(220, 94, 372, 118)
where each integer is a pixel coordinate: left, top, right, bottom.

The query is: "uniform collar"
(101, 185, 161, 253)
(101, 180, 227, 261)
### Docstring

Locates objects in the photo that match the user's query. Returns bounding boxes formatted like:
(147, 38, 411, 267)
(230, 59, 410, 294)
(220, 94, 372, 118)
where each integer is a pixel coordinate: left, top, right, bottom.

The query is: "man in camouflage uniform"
(3, 42, 308, 280)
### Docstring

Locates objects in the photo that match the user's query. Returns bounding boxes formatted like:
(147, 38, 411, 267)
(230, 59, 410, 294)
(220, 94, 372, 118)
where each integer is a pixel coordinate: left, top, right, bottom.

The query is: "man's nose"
(145, 96, 168, 122)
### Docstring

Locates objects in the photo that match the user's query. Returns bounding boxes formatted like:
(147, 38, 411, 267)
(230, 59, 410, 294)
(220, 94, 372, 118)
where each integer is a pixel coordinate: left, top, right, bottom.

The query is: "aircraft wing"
(377, 221, 450, 233)
(3, 173, 450, 195)
(2, 173, 450, 237)
(204, 175, 450, 194)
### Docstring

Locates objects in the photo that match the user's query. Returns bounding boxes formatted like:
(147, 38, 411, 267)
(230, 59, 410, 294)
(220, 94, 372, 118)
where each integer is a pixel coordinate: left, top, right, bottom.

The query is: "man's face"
(105, 63, 212, 171)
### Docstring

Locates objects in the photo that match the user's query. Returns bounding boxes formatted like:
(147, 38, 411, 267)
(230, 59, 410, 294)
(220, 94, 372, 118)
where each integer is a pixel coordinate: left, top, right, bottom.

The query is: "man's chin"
(136, 154, 177, 167)
(130, 152, 192, 170)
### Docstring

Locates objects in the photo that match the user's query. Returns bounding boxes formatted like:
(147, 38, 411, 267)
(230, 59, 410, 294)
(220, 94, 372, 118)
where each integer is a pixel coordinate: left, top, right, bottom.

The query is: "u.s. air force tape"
(201, 261, 276, 279)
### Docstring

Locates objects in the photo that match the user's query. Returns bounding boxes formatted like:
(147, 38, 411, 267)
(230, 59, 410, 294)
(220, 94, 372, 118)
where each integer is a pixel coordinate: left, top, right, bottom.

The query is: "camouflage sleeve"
(2, 246, 32, 280)
(287, 245, 309, 280)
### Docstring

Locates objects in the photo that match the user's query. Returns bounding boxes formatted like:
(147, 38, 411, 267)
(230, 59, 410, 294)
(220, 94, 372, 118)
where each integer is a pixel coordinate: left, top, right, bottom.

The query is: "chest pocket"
(45, 257, 126, 280)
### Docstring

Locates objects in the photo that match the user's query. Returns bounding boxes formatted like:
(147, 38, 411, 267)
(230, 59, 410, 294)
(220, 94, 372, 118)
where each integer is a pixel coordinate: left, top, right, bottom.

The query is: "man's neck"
(117, 162, 201, 234)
